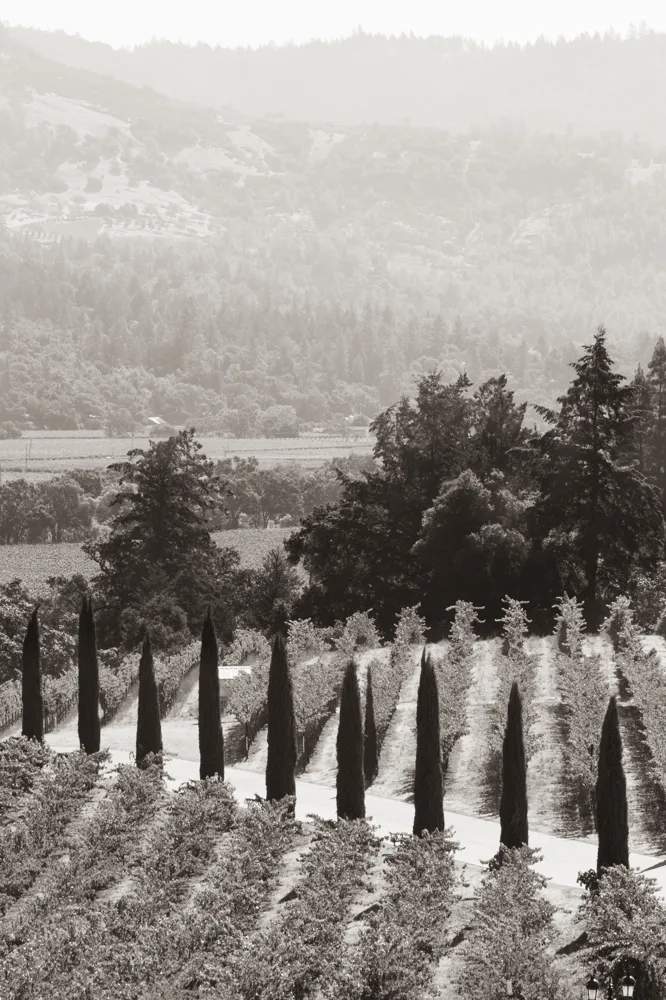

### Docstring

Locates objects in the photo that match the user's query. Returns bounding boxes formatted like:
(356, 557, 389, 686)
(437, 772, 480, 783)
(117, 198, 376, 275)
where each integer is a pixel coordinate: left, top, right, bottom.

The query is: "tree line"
(19, 327, 666, 664)
(288, 327, 666, 633)
(0, 455, 371, 544)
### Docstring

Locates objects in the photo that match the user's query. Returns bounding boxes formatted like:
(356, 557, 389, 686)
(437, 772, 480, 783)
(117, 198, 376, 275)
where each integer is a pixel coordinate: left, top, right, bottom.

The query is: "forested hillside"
(2, 29, 666, 429)
(9, 25, 666, 142)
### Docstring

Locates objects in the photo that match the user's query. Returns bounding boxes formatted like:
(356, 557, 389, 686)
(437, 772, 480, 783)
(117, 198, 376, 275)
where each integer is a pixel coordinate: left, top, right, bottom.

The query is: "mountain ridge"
(1, 27, 666, 432)
(7, 24, 666, 142)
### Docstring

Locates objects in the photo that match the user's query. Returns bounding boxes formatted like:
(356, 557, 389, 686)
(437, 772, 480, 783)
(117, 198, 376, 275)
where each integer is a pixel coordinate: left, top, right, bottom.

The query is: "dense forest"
(9, 25, 666, 142)
(2, 31, 666, 430)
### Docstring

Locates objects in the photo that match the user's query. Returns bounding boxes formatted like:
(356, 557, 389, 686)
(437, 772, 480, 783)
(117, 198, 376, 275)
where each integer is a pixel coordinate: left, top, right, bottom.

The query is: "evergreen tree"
(499, 681, 529, 849)
(627, 365, 653, 476)
(136, 631, 162, 765)
(536, 326, 663, 628)
(336, 659, 365, 820)
(22, 607, 44, 742)
(265, 632, 297, 804)
(363, 665, 379, 787)
(413, 647, 445, 836)
(198, 608, 224, 780)
(78, 595, 101, 754)
(84, 429, 235, 647)
(470, 374, 532, 478)
(647, 337, 666, 516)
(596, 696, 629, 873)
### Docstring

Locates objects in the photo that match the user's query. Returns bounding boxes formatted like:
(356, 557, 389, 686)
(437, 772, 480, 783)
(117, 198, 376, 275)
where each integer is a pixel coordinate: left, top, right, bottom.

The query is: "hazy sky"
(3, 0, 664, 49)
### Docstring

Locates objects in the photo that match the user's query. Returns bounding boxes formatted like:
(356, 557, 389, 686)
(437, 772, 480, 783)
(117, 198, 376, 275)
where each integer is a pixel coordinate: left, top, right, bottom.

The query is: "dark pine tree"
(413, 647, 445, 836)
(22, 607, 44, 742)
(499, 681, 529, 849)
(337, 659, 365, 820)
(78, 596, 101, 754)
(647, 336, 666, 520)
(265, 632, 297, 804)
(136, 631, 162, 766)
(626, 364, 653, 476)
(198, 608, 224, 780)
(596, 696, 629, 873)
(363, 665, 379, 788)
(536, 326, 663, 628)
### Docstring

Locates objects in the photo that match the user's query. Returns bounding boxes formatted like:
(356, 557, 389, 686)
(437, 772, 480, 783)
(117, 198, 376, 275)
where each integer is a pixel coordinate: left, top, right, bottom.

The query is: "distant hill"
(1, 26, 666, 434)
(7, 25, 666, 144)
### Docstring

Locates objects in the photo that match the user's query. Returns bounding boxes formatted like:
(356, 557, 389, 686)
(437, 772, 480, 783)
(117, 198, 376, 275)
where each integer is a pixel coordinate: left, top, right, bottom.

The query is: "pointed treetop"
(648, 336, 666, 382)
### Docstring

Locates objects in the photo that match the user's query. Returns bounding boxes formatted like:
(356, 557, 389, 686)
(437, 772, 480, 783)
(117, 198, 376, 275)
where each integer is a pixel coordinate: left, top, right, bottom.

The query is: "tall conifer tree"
(337, 659, 365, 820)
(22, 607, 44, 742)
(78, 596, 101, 754)
(413, 647, 445, 836)
(596, 696, 629, 873)
(647, 336, 666, 518)
(499, 681, 529, 849)
(363, 665, 379, 787)
(536, 326, 663, 628)
(627, 365, 653, 476)
(265, 632, 297, 804)
(198, 608, 224, 780)
(136, 631, 162, 766)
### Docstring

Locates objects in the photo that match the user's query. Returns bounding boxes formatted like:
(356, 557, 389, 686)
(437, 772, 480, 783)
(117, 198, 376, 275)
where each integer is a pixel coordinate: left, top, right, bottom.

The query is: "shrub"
(447, 600, 483, 661)
(553, 594, 586, 658)
(461, 846, 562, 1000)
(602, 596, 641, 655)
(497, 596, 530, 658)
(578, 866, 666, 999)
(222, 628, 271, 665)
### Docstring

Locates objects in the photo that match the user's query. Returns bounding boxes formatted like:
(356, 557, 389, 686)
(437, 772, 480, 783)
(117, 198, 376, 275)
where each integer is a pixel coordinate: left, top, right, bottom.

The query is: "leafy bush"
(602, 596, 641, 655)
(447, 599, 483, 661)
(0, 749, 106, 918)
(497, 596, 530, 658)
(553, 593, 586, 658)
(333, 830, 458, 1000)
(286, 617, 333, 663)
(461, 846, 563, 1000)
(578, 865, 666, 999)
(222, 628, 271, 665)
(614, 645, 666, 782)
(555, 643, 609, 831)
(227, 818, 381, 1000)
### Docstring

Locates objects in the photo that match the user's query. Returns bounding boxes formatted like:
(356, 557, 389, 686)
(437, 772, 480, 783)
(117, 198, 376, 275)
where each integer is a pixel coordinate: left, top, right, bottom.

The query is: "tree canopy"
(288, 333, 666, 635)
(85, 429, 241, 649)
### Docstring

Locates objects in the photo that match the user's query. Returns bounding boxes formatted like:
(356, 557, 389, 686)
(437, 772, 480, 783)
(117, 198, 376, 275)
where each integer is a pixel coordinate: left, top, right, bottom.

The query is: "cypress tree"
(596, 696, 629, 873)
(78, 596, 101, 754)
(413, 647, 445, 836)
(22, 607, 44, 742)
(136, 631, 162, 766)
(499, 681, 529, 849)
(198, 608, 224, 780)
(265, 632, 297, 804)
(363, 665, 379, 787)
(337, 659, 365, 820)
